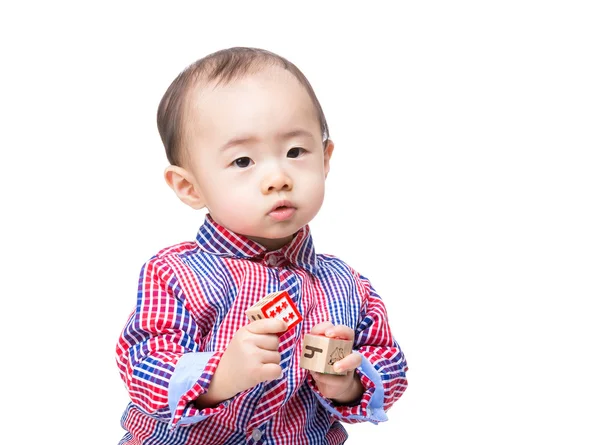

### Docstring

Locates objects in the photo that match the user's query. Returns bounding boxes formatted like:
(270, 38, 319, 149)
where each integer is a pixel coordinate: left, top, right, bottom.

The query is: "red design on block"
(261, 291, 302, 332)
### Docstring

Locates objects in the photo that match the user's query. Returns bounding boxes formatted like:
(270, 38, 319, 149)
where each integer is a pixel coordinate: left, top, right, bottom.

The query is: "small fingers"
(259, 350, 281, 366)
(259, 363, 282, 382)
(332, 352, 362, 373)
(310, 322, 354, 342)
(309, 369, 351, 385)
(254, 333, 280, 351)
(309, 370, 329, 384)
(309, 321, 335, 336)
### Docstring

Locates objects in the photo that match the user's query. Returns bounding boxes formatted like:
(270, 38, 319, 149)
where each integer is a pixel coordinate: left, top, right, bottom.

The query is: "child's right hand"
(196, 318, 287, 408)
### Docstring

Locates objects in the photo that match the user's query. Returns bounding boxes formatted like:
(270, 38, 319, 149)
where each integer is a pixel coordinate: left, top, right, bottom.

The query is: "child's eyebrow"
(220, 129, 316, 152)
(277, 129, 315, 141)
(220, 135, 259, 152)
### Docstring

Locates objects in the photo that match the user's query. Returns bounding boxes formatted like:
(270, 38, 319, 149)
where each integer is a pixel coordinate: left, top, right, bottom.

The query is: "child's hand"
(308, 322, 364, 404)
(196, 318, 287, 408)
(221, 318, 287, 391)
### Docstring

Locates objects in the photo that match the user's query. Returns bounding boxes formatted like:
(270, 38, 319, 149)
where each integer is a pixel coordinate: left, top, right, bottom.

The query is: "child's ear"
(323, 139, 335, 178)
(164, 165, 206, 209)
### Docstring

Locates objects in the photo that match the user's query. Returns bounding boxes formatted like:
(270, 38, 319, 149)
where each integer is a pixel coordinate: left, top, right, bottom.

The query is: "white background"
(1, 1, 599, 444)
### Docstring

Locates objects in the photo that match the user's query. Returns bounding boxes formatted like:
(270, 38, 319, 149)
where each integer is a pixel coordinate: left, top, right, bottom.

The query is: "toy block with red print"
(299, 334, 353, 375)
(245, 290, 302, 332)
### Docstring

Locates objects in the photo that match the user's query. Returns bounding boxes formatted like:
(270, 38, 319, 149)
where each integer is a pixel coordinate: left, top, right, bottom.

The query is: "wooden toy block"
(299, 333, 353, 375)
(245, 290, 302, 332)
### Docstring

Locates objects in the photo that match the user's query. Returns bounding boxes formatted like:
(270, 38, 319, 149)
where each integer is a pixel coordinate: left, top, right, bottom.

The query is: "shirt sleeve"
(308, 271, 409, 424)
(115, 255, 228, 429)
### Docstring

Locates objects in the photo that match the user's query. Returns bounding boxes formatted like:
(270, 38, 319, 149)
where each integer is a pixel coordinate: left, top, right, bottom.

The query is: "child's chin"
(247, 231, 297, 249)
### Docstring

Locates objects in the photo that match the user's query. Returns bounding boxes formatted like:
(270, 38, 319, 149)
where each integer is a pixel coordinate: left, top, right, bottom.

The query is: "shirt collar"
(195, 214, 319, 274)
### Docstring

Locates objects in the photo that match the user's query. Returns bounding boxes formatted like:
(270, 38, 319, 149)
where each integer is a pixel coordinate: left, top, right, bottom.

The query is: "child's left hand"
(308, 322, 364, 404)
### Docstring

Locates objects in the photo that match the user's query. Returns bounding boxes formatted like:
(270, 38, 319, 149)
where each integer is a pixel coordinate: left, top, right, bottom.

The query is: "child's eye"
(287, 147, 306, 158)
(233, 157, 253, 168)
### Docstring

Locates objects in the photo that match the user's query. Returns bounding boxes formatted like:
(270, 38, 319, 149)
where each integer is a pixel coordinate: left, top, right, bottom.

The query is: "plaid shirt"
(116, 215, 408, 444)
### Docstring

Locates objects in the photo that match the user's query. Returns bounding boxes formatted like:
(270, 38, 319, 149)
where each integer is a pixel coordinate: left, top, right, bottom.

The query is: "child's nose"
(261, 169, 293, 194)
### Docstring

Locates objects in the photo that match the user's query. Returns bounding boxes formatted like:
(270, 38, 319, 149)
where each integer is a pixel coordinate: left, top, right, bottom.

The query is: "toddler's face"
(182, 67, 333, 250)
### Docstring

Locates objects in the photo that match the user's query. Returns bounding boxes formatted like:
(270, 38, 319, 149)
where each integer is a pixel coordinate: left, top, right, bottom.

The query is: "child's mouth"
(269, 206, 296, 221)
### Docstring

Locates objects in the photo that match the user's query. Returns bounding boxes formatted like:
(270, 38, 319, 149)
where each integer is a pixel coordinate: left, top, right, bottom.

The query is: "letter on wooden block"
(245, 291, 303, 332)
(299, 333, 353, 375)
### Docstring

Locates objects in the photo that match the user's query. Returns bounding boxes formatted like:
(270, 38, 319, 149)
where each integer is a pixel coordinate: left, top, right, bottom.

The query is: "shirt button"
(267, 257, 278, 266)
(251, 428, 262, 441)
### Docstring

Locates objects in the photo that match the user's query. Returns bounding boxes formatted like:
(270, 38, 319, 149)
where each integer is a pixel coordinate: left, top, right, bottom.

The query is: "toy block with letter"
(299, 333, 354, 375)
(245, 290, 302, 332)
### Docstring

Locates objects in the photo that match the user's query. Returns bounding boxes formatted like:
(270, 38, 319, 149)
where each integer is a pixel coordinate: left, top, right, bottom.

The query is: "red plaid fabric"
(116, 215, 408, 444)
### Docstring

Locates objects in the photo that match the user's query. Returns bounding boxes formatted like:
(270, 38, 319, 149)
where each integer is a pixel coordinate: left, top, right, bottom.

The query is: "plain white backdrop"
(1, 1, 599, 443)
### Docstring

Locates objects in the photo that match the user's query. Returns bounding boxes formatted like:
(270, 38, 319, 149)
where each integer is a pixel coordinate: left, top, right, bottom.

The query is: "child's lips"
(269, 206, 296, 221)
